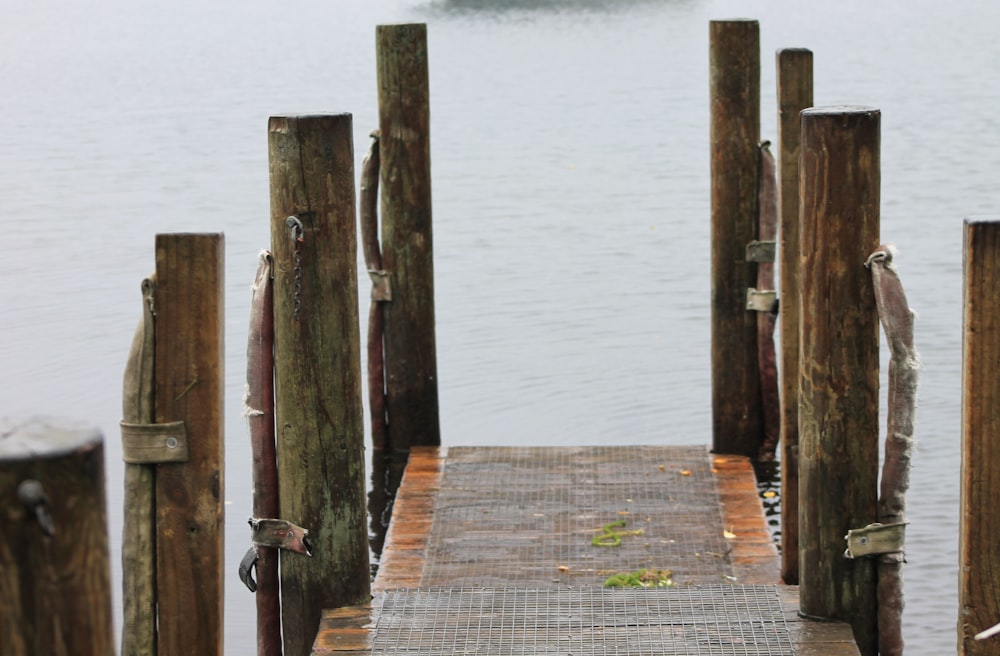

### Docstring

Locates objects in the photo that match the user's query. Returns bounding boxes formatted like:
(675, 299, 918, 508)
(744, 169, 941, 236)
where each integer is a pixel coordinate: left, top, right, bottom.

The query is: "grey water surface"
(3, 0, 997, 653)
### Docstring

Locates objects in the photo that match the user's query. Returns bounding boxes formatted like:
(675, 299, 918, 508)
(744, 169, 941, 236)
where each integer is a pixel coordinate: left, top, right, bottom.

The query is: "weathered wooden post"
(775, 46, 813, 585)
(0, 419, 114, 656)
(154, 233, 225, 655)
(959, 219, 1000, 655)
(709, 19, 764, 457)
(376, 22, 441, 451)
(268, 113, 369, 656)
(798, 106, 880, 656)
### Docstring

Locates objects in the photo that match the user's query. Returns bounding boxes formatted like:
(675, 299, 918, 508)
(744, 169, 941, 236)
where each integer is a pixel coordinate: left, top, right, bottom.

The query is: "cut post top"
(0, 417, 102, 459)
(801, 105, 879, 117)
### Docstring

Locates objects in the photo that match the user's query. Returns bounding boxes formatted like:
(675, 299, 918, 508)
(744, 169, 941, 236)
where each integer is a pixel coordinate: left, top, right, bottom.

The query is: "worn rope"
(866, 244, 919, 656)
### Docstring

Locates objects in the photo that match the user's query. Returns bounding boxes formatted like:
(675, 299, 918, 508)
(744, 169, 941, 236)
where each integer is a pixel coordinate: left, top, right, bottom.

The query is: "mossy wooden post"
(709, 19, 763, 457)
(776, 47, 813, 585)
(154, 233, 225, 656)
(376, 22, 441, 451)
(268, 114, 369, 656)
(0, 419, 114, 656)
(798, 106, 880, 656)
(959, 219, 1000, 655)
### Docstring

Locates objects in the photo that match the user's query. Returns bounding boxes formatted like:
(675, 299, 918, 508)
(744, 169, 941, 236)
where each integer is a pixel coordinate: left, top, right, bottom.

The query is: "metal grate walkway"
(370, 585, 794, 655)
(420, 446, 734, 587)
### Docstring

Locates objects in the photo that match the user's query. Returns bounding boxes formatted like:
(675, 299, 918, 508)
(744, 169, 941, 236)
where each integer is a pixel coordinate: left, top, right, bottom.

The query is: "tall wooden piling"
(268, 113, 369, 656)
(0, 419, 114, 656)
(775, 47, 813, 585)
(709, 19, 763, 457)
(959, 219, 1000, 655)
(376, 22, 441, 451)
(797, 106, 880, 656)
(154, 233, 225, 656)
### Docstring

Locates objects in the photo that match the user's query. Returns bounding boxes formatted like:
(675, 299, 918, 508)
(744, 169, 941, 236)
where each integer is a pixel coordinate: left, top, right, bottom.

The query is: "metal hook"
(17, 479, 55, 536)
(286, 216, 304, 243)
(238, 546, 259, 592)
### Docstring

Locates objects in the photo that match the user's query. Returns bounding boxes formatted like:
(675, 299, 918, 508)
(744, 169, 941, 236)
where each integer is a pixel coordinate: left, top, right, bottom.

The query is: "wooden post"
(0, 419, 114, 656)
(268, 114, 369, 656)
(798, 106, 880, 656)
(154, 233, 225, 656)
(376, 22, 441, 451)
(959, 219, 1000, 655)
(775, 47, 813, 585)
(709, 19, 763, 457)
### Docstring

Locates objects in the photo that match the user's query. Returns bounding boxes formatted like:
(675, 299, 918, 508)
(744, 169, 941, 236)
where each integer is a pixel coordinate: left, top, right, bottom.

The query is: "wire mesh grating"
(370, 585, 794, 655)
(420, 446, 735, 587)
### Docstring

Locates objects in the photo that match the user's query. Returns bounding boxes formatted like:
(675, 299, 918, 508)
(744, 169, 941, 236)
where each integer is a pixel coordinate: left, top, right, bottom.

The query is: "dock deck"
(312, 445, 859, 655)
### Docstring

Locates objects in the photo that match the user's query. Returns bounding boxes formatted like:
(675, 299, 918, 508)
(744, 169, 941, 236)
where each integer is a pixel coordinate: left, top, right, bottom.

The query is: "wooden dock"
(311, 445, 860, 655)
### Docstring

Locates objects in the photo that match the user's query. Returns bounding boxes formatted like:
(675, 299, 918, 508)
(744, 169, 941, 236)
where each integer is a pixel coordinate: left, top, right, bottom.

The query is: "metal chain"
(286, 216, 304, 321)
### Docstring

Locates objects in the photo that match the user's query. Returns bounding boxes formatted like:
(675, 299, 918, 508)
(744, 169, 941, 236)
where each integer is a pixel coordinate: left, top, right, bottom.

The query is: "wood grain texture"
(0, 419, 114, 656)
(709, 19, 763, 457)
(376, 23, 441, 450)
(121, 276, 158, 655)
(775, 47, 813, 586)
(797, 107, 880, 656)
(960, 220, 1000, 655)
(269, 114, 369, 656)
(154, 233, 225, 656)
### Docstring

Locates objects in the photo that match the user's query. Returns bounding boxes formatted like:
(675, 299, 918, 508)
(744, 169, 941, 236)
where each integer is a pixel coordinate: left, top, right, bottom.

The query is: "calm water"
(3, 0, 998, 653)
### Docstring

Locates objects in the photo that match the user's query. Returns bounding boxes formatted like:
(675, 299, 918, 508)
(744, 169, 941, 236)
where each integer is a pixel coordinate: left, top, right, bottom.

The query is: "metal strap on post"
(120, 421, 189, 463)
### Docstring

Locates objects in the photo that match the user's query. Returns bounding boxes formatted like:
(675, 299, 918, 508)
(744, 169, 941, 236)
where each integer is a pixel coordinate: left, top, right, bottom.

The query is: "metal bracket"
(240, 517, 313, 592)
(746, 240, 776, 263)
(249, 517, 312, 556)
(368, 269, 392, 302)
(120, 421, 188, 464)
(746, 288, 778, 313)
(844, 521, 908, 558)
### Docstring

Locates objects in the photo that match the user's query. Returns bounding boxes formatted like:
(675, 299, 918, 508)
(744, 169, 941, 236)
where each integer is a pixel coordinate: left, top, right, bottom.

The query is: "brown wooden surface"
(775, 47, 813, 586)
(269, 114, 370, 656)
(709, 19, 764, 458)
(154, 233, 225, 656)
(247, 253, 281, 656)
(712, 453, 780, 584)
(959, 220, 1000, 655)
(797, 107, 880, 656)
(0, 419, 114, 656)
(314, 446, 858, 655)
(376, 23, 441, 450)
(121, 275, 158, 655)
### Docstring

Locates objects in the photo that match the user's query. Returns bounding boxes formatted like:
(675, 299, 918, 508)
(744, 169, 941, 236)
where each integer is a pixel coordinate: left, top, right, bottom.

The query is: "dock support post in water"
(959, 219, 1000, 655)
(798, 106, 881, 656)
(709, 19, 764, 458)
(376, 23, 441, 452)
(0, 419, 114, 656)
(119, 233, 225, 655)
(775, 46, 813, 586)
(268, 113, 369, 656)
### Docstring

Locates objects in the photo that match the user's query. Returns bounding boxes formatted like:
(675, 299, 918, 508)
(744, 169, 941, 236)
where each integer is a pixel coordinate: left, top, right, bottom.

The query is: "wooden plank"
(154, 233, 224, 656)
(269, 114, 370, 655)
(373, 446, 444, 593)
(713, 453, 780, 584)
